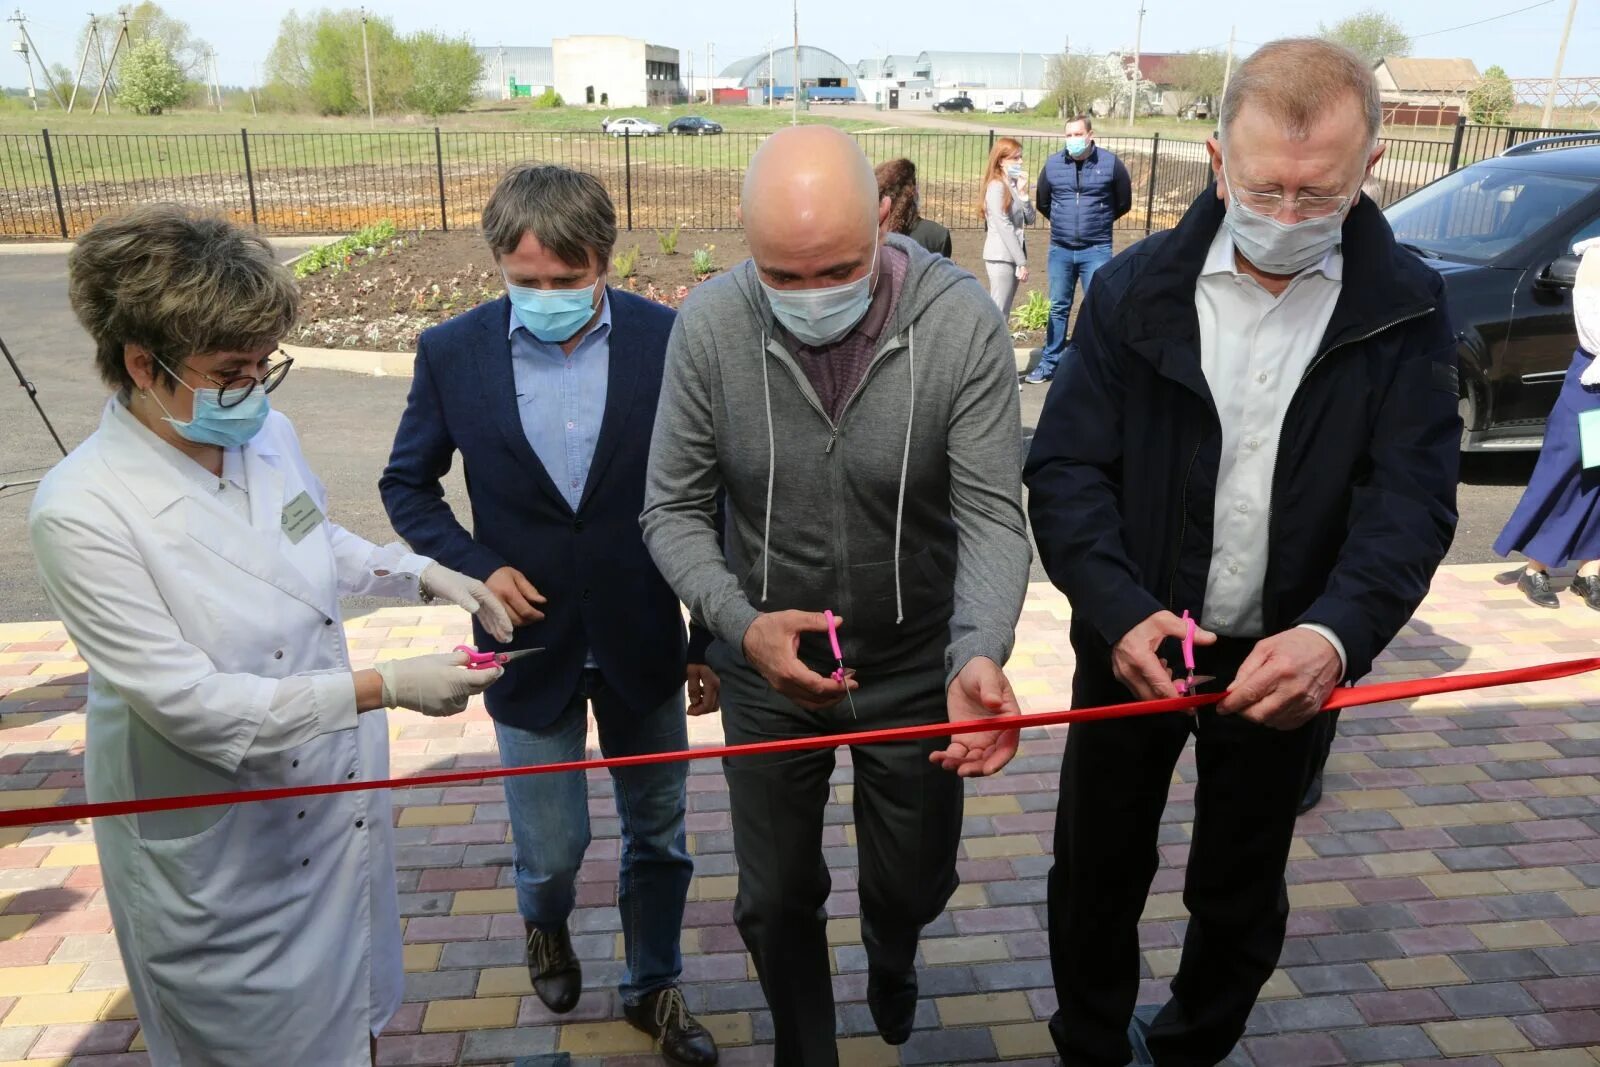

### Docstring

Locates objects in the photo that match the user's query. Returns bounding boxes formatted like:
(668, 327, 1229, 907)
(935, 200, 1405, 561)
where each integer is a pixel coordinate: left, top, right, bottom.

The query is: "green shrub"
(528, 87, 564, 109)
(691, 245, 717, 279)
(612, 245, 640, 278)
(1010, 289, 1049, 333)
(293, 220, 399, 279)
(657, 224, 681, 255)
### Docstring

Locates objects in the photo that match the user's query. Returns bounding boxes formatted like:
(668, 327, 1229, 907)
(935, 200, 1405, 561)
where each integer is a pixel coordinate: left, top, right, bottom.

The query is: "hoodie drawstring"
(893, 324, 915, 625)
(760, 332, 774, 605)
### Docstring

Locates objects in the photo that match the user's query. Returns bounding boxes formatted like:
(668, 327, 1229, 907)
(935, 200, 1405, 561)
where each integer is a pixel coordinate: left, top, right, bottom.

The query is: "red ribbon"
(3, 656, 1597, 829)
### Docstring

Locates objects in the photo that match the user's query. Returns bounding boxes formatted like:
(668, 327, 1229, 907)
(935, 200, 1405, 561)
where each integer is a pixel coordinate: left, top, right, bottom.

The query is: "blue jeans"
(1038, 242, 1114, 375)
(494, 672, 692, 1006)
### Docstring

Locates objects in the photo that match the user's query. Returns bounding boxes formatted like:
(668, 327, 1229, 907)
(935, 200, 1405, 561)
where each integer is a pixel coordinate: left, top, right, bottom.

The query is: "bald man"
(642, 127, 1031, 1063)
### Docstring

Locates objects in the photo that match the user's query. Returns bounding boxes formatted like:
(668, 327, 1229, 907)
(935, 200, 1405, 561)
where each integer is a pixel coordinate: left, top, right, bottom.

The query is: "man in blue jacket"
(1025, 114, 1132, 385)
(1025, 40, 1458, 1067)
(380, 164, 719, 1067)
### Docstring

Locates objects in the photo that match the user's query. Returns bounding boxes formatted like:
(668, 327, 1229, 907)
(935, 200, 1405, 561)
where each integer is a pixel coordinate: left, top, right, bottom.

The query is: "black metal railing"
(0, 119, 1589, 240)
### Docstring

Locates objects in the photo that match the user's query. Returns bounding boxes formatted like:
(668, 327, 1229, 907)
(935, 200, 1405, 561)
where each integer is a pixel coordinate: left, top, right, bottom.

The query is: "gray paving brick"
(1259, 994, 1364, 1031)
(395, 844, 467, 868)
(1454, 950, 1555, 981)
(1554, 739, 1600, 758)
(1436, 846, 1518, 871)
(898, 1025, 998, 1064)
(838, 999, 938, 1037)
(1572, 863, 1600, 888)
(461, 844, 514, 866)
(1324, 810, 1402, 833)
(1485, 893, 1577, 921)
(1284, 964, 1385, 994)
(1013, 856, 1053, 878)
(1307, 833, 1391, 857)
(396, 892, 451, 918)
(1405, 785, 1480, 806)
(1311, 932, 1404, 963)
(919, 966, 980, 996)
(1445, 824, 1528, 847)
(1278, 939, 1322, 967)
(1333, 1024, 1439, 1063)
(985, 879, 1048, 906)
(693, 981, 769, 1013)
(973, 960, 1054, 991)
(403, 968, 479, 1003)
(1331, 904, 1417, 934)
(1528, 796, 1599, 817)
(1437, 981, 1539, 1017)
(1445, 728, 1510, 746)
(440, 938, 526, 968)
(463, 1027, 558, 1063)
(1485, 760, 1559, 780)
(1538, 944, 1600, 977)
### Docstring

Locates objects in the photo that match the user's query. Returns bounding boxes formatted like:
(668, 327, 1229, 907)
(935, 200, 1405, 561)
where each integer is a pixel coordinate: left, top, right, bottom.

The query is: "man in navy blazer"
(380, 164, 719, 1067)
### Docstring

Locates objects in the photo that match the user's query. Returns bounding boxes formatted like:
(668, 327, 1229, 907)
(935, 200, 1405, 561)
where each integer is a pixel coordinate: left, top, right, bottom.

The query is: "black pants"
(1048, 638, 1324, 1067)
(709, 642, 964, 1067)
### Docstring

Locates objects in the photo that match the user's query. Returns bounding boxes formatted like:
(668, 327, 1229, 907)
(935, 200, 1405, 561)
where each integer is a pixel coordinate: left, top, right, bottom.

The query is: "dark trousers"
(709, 642, 964, 1067)
(1048, 638, 1324, 1067)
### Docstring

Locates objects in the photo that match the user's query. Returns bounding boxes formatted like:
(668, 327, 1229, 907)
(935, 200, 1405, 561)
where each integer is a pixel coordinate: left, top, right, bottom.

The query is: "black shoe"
(1298, 766, 1325, 815)
(623, 986, 719, 1066)
(1520, 569, 1561, 608)
(1573, 575, 1600, 611)
(1126, 1004, 1160, 1067)
(524, 921, 582, 1014)
(866, 966, 919, 1045)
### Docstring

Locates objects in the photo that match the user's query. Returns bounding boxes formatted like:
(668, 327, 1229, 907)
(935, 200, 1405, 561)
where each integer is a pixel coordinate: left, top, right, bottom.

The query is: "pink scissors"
(455, 645, 544, 671)
(824, 610, 858, 718)
(1174, 612, 1214, 695)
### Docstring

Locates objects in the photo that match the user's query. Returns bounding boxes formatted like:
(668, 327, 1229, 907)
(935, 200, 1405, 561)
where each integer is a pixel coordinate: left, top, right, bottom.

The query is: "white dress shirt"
(1195, 226, 1348, 673)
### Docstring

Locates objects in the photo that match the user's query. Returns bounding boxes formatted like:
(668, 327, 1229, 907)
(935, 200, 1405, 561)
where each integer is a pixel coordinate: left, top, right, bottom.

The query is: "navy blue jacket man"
(379, 164, 720, 1065)
(1024, 41, 1459, 1067)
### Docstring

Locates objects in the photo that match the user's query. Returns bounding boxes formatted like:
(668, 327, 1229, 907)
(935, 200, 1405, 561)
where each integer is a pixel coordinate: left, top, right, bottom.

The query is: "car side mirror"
(1537, 254, 1581, 291)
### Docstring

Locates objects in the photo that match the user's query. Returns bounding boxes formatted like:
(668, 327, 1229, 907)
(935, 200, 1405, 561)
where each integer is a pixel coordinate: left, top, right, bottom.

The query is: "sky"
(2, 0, 1594, 93)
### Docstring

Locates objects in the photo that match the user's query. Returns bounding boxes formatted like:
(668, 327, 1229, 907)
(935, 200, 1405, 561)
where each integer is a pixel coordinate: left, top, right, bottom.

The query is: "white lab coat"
(29, 398, 432, 1067)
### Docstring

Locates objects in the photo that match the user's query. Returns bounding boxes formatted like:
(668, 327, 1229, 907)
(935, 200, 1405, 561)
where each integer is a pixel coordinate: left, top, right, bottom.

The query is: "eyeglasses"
(159, 350, 295, 408)
(1222, 161, 1355, 220)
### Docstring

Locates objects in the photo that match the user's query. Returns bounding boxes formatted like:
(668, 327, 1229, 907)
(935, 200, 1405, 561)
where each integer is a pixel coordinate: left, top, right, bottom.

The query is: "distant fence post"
(623, 131, 634, 231)
(240, 129, 259, 229)
(1144, 132, 1161, 235)
(989, 128, 995, 150)
(433, 127, 448, 232)
(40, 129, 68, 240)
(1446, 115, 1467, 173)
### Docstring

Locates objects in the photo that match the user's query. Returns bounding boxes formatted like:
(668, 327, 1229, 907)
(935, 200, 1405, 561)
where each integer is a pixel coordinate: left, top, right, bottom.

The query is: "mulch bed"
(286, 225, 1096, 352)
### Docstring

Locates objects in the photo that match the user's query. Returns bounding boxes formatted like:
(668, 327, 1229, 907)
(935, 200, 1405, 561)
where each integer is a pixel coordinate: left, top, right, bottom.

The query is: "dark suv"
(1384, 135, 1600, 451)
(933, 96, 974, 113)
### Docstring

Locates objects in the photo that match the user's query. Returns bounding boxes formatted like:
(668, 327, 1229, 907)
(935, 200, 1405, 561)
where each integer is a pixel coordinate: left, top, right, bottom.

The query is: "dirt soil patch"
(288, 225, 1137, 352)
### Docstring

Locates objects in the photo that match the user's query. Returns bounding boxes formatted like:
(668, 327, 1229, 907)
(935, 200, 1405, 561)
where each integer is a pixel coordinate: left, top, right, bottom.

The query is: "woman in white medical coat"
(28, 206, 516, 1067)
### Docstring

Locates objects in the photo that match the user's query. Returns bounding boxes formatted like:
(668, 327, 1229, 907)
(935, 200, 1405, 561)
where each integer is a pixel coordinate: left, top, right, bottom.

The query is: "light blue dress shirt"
(508, 291, 611, 512)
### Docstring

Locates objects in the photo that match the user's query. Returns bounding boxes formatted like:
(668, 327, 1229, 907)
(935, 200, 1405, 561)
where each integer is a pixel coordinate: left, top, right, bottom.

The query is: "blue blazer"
(380, 290, 706, 730)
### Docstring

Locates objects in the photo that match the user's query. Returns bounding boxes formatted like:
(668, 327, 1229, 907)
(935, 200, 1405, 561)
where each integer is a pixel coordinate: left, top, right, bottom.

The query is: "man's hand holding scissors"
(1115, 610, 1217, 700)
(741, 610, 857, 711)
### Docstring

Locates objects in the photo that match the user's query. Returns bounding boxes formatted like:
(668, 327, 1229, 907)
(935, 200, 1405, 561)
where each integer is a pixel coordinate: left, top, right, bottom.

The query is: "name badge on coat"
(280, 491, 325, 543)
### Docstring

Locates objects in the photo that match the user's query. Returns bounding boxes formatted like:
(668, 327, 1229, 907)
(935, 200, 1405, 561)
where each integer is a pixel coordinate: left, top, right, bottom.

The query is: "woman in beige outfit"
(980, 136, 1036, 316)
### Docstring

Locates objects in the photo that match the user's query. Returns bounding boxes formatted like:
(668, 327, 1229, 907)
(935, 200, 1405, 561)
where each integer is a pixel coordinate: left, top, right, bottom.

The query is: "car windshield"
(1384, 164, 1597, 264)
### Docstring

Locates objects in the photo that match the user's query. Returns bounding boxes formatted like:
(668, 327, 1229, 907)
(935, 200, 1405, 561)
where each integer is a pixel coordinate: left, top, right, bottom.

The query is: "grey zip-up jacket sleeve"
(643, 319, 763, 651)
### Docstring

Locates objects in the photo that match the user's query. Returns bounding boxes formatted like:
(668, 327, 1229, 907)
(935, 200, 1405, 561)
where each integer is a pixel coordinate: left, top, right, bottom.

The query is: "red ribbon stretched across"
(2, 656, 1597, 829)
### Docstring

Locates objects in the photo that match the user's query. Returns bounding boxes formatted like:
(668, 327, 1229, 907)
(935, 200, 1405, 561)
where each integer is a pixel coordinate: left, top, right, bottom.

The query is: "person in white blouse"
(979, 136, 1037, 317)
(28, 205, 515, 1067)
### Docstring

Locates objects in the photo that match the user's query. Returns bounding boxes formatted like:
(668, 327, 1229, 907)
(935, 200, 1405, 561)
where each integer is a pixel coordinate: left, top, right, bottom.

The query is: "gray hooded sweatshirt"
(641, 234, 1030, 685)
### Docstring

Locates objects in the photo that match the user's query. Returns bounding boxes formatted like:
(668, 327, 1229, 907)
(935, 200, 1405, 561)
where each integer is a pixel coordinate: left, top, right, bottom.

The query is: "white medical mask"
(761, 241, 879, 347)
(1221, 163, 1348, 275)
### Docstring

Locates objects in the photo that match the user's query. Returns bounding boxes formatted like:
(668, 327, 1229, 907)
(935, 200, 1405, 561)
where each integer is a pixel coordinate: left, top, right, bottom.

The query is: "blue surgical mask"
(1004, 162, 1024, 179)
(151, 378, 271, 448)
(505, 277, 600, 343)
(762, 241, 879, 347)
(1065, 137, 1090, 158)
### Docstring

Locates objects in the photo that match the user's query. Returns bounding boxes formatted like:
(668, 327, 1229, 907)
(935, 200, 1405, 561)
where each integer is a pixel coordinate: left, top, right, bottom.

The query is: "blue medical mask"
(1065, 137, 1090, 158)
(505, 277, 601, 343)
(1004, 162, 1024, 179)
(150, 377, 271, 448)
(761, 241, 879, 347)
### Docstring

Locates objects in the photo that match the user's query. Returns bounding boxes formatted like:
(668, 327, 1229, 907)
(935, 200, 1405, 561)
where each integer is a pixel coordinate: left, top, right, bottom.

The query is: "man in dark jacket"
(1025, 114, 1132, 384)
(1025, 39, 1459, 1067)
(380, 164, 719, 1067)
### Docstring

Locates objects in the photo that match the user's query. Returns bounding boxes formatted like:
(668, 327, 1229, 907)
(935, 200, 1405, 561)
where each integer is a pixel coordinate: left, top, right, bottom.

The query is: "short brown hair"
(482, 164, 617, 269)
(1066, 114, 1093, 132)
(68, 205, 299, 392)
(874, 158, 921, 237)
(1220, 38, 1381, 144)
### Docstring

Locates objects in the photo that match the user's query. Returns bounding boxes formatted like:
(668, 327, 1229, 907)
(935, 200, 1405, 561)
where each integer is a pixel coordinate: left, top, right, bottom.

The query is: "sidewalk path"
(3, 564, 1600, 1065)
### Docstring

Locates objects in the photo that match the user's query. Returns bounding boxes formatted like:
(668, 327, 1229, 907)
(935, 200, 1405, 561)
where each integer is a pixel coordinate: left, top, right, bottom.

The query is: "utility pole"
(791, 0, 799, 125)
(707, 42, 714, 105)
(497, 45, 505, 100)
(359, 6, 375, 128)
(686, 51, 694, 105)
(93, 11, 115, 112)
(767, 38, 773, 108)
(250, 61, 258, 116)
(11, 10, 66, 109)
(69, 16, 96, 111)
(209, 46, 222, 113)
(89, 10, 131, 116)
(1540, 0, 1578, 129)
(1221, 25, 1235, 115)
(1127, 0, 1146, 127)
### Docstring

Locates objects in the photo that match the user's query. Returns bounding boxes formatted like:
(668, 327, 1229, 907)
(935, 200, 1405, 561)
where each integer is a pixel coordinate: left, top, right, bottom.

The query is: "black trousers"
(708, 641, 964, 1067)
(1048, 637, 1324, 1067)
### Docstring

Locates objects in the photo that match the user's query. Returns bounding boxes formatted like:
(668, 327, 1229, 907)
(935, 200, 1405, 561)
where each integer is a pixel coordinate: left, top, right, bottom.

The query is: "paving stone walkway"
(4, 563, 1600, 1066)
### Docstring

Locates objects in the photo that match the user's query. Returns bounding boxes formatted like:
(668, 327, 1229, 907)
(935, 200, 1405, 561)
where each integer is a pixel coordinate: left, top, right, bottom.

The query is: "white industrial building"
(855, 51, 1054, 110)
(475, 36, 681, 107)
(717, 45, 859, 103)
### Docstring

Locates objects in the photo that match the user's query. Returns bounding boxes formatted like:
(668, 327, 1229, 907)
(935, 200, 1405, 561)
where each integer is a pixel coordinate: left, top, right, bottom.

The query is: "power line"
(1410, 0, 1557, 40)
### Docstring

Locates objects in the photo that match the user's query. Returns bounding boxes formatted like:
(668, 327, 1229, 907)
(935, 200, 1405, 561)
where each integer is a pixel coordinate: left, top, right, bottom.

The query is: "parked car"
(933, 96, 974, 113)
(1005, 101, 1029, 113)
(603, 117, 663, 137)
(987, 100, 1011, 115)
(668, 116, 724, 136)
(1384, 134, 1600, 451)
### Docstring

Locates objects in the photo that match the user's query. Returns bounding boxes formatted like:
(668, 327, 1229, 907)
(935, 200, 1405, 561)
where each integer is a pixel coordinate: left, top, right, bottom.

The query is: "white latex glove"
(420, 563, 515, 643)
(374, 652, 502, 717)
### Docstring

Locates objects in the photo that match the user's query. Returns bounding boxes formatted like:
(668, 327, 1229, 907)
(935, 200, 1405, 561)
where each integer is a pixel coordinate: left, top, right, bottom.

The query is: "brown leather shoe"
(524, 921, 581, 1014)
(623, 985, 718, 1066)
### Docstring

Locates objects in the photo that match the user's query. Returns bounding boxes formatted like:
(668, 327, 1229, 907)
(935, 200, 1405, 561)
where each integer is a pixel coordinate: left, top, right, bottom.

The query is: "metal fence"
(0, 119, 1588, 240)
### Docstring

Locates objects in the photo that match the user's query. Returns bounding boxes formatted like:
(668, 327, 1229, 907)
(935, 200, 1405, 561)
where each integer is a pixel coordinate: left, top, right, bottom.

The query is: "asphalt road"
(0, 246, 1534, 623)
